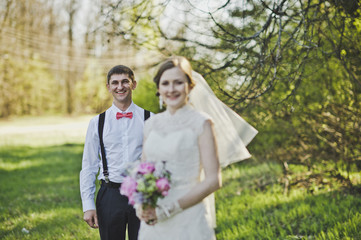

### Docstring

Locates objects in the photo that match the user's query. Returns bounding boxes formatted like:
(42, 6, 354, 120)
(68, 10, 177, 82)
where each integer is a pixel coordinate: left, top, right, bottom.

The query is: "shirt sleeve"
(79, 116, 100, 212)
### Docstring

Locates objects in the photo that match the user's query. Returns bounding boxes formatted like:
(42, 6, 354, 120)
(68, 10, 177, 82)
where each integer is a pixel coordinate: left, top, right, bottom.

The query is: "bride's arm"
(178, 119, 222, 209)
(140, 119, 222, 224)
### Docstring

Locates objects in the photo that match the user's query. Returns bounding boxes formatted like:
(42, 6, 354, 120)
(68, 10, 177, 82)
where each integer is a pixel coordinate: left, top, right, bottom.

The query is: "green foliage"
(74, 59, 112, 114)
(0, 55, 61, 118)
(0, 56, 161, 117)
(132, 75, 160, 113)
(101, 0, 163, 49)
(156, 1, 361, 192)
(244, 46, 361, 186)
(234, 2, 361, 189)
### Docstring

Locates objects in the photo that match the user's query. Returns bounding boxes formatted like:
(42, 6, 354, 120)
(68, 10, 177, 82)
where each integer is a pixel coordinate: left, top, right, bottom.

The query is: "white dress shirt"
(80, 102, 151, 212)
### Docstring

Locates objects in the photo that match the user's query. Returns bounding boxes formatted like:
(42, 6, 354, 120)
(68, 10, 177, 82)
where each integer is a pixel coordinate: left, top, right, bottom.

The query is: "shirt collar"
(111, 101, 135, 113)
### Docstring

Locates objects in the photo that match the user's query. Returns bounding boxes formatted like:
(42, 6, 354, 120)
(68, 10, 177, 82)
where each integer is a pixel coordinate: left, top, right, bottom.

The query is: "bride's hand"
(155, 201, 182, 222)
(137, 205, 157, 225)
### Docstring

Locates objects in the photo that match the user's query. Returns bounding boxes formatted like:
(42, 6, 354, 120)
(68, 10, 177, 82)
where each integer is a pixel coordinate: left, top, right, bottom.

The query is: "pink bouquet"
(120, 161, 171, 208)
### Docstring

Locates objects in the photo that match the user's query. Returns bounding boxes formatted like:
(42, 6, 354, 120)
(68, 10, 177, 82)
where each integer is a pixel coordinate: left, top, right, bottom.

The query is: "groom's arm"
(80, 117, 100, 227)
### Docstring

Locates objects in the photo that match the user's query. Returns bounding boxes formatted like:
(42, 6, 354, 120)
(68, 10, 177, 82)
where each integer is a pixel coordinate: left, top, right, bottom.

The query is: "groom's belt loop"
(101, 179, 121, 188)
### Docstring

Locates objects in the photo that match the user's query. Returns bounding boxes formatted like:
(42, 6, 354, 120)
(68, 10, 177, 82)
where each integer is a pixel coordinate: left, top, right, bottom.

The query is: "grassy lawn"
(0, 116, 360, 239)
(215, 162, 361, 240)
(0, 144, 99, 239)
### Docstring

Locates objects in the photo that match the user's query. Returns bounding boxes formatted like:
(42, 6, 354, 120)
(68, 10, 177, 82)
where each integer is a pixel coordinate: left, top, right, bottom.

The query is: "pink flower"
(128, 194, 136, 205)
(156, 178, 170, 193)
(120, 176, 138, 198)
(138, 162, 155, 175)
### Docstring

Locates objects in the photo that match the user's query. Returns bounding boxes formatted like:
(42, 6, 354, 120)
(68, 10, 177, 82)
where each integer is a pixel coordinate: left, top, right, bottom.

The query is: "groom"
(80, 65, 151, 240)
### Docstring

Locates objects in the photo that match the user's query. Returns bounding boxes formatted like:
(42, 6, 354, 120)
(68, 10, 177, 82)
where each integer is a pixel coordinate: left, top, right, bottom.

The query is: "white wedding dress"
(138, 104, 216, 240)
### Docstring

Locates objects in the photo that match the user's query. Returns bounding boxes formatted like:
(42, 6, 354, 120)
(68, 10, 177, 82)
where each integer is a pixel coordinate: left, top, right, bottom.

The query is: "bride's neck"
(167, 103, 187, 115)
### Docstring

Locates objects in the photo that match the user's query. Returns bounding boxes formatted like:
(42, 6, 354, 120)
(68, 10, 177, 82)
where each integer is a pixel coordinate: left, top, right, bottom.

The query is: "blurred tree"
(65, 0, 82, 115)
(100, 0, 361, 188)
(1, 0, 359, 188)
(0, 0, 158, 117)
(74, 59, 111, 114)
(0, 0, 64, 117)
(132, 75, 160, 113)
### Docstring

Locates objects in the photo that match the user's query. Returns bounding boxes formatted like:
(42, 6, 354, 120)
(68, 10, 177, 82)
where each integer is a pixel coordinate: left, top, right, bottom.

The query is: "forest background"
(0, 0, 360, 239)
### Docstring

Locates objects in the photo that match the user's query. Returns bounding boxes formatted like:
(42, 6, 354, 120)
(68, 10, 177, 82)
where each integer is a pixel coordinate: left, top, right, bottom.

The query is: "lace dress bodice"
(138, 104, 216, 240)
(143, 105, 208, 188)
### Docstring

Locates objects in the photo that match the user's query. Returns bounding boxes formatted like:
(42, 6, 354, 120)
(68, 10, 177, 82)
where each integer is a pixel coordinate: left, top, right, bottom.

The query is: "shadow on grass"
(0, 144, 100, 239)
(215, 161, 361, 240)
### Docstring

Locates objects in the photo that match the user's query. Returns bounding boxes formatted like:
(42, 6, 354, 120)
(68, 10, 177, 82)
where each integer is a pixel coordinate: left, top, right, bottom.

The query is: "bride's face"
(158, 67, 191, 112)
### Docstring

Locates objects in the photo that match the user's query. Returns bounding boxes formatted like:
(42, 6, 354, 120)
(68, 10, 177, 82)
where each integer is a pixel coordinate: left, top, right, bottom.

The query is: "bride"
(137, 56, 256, 239)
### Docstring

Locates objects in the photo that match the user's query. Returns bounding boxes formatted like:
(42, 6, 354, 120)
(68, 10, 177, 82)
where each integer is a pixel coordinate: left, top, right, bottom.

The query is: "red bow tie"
(116, 112, 133, 119)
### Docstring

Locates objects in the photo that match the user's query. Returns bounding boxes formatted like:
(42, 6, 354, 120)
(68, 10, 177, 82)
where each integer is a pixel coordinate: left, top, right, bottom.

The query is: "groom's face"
(107, 73, 137, 104)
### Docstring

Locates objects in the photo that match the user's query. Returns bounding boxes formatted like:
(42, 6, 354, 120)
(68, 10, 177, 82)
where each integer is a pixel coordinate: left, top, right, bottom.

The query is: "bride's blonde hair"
(153, 56, 196, 94)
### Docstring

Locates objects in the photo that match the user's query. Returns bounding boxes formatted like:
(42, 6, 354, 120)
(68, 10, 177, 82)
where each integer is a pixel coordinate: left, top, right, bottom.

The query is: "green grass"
(1, 116, 360, 239)
(0, 144, 100, 239)
(215, 162, 361, 240)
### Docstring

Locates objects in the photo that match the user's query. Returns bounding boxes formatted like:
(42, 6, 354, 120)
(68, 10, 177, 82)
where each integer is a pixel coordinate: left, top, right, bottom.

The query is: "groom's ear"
(131, 80, 137, 90)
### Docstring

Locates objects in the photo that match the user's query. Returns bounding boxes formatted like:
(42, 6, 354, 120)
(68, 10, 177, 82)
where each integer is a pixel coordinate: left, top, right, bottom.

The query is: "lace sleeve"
(192, 111, 213, 136)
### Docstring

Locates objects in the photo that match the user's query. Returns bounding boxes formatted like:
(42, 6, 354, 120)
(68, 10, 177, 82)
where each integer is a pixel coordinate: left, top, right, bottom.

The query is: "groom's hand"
(83, 210, 99, 228)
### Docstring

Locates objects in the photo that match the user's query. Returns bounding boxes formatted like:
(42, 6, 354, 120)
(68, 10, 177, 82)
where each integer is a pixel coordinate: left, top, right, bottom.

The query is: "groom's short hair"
(107, 65, 135, 84)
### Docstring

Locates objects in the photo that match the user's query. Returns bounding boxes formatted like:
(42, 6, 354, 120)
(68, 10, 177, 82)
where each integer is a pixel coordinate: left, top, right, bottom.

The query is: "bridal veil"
(189, 71, 258, 227)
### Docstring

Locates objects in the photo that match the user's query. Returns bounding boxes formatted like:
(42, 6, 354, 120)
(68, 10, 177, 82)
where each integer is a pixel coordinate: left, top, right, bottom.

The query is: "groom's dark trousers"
(96, 180, 140, 240)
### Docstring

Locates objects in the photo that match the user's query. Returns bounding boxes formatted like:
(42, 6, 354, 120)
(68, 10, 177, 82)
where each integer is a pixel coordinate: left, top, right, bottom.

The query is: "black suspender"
(98, 109, 151, 183)
(98, 112, 109, 182)
(144, 109, 150, 121)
